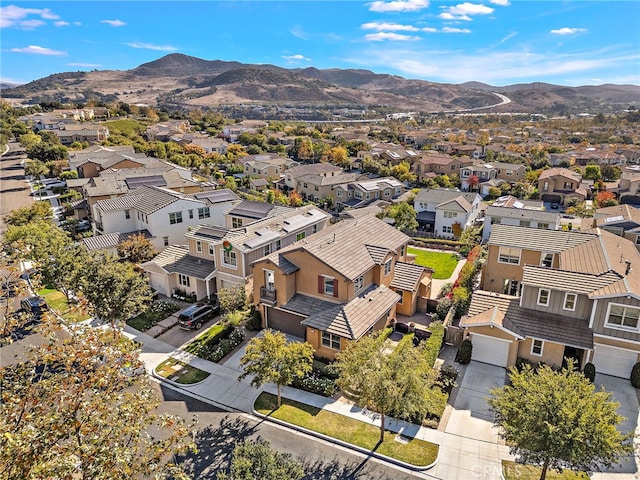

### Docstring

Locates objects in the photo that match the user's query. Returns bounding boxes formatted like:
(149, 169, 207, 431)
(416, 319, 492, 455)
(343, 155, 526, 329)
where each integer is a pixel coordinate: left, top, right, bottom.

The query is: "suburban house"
(616, 167, 640, 205)
(333, 177, 406, 209)
(69, 145, 157, 178)
(141, 204, 331, 299)
(412, 152, 475, 182)
(592, 204, 640, 250)
(537, 168, 587, 205)
(294, 171, 363, 203)
(490, 162, 527, 183)
(81, 230, 154, 257)
(280, 163, 343, 192)
(360, 143, 421, 166)
(413, 188, 482, 238)
(461, 224, 640, 378)
(92, 186, 240, 251)
(240, 153, 298, 181)
(144, 120, 191, 141)
(54, 124, 110, 145)
(251, 215, 433, 359)
(482, 195, 562, 240)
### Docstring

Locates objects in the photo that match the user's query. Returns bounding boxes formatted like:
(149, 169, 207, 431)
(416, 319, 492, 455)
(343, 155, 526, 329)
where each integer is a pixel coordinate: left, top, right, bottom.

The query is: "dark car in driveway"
(20, 296, 49, 319)
(177, 302, 219, 330)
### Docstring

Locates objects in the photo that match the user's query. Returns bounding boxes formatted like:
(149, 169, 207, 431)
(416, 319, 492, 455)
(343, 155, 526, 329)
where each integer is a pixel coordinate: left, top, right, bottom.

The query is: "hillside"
(3, 53, 638, 116)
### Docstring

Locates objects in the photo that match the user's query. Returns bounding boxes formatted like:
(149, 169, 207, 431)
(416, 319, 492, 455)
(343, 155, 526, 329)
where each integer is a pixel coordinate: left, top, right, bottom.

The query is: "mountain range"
(2, 53, 638, 116)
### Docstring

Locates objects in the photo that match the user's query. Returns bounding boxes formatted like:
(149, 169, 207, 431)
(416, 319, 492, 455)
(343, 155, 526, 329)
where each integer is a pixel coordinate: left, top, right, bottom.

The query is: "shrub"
(434, 296, 453, 321)
(437, 365, 459, 394)
(206, 328, 245, 363)
(583, 363, 596, 382)
(456, 339, 472, 364)
(246, 309, 262, 331)
(631, 362, 640, 388)
(423, 321, 445, 367)
(291, 372, 337, 397)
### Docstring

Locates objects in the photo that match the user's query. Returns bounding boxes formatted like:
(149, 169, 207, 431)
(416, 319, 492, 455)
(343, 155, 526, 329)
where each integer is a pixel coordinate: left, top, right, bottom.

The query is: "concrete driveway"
(591, 373, 640, 478)
(445, 361, 507, 443)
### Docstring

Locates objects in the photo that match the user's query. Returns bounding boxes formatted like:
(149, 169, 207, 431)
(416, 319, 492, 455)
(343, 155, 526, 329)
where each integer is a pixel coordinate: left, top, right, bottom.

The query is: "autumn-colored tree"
(467, 174, 480, 191)
(451, 221, 463, 238)
(183, 143, 207, 156)
(117, 233, 158, 264)
(596, 190, 617, 207)
(288, 190, 303, 207)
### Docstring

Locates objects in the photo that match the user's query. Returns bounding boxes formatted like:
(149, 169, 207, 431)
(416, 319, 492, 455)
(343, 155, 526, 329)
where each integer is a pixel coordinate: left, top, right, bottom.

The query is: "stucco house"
(592, 204, 640, 250)
(413, 188, 482, 238)
(482, 195, 562, 240)
(537, 168, 587, 205)
(251, 216, 433, 359)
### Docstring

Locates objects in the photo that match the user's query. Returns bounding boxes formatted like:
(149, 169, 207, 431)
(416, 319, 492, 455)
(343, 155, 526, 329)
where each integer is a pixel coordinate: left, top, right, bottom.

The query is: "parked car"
(39, 179, 66, 189)
(75, 219, 92, 232)
(20, 296, 48, 319)
(177, 302, 219, 330)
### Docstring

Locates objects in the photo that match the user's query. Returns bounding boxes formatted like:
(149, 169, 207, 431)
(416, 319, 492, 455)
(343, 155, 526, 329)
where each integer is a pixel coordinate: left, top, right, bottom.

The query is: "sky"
(1, 1, 639, 87)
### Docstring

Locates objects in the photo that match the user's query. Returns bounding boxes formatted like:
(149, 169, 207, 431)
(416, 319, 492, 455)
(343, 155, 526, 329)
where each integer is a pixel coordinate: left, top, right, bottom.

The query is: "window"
(354, 275, 364, 292)
(384, 259, 392, 276)
(178, 274, 190, 287)
(296, 232, 305, 241)
(198, 207, 210, 219)
(232, 218, 243, 228)
(490, 217, 501, 225)
(503, 279, 520, 297)
(163, 236, 169, 246)
(543, 181, 549, 191)
(188, 209, 194, 219)
(606, 304, 640, 329)
(635, 236, 640, 245)
(263, 244, 271, 257)
(275, 240, 281, 250)
(461, 169, 470, 178)
(538, 222, 550, 229)
(337, 190, 342, 197)
(196, 241, 202, 253)
(443, 211, 457, 219)
(314, 186, 319, 192)
(384, 189, 391, 197)
(169, 212, 183, 224)
(322, 332, 341, 350)
(531, 339, 544, 356)
(537, 288, 550, 306)
(563, 292, 577, 311)
(354, 191, 363, 199)
(442, 226, 453, 234)
(540, 253, 554, 267)
(322, 276, 335, 295)
(312, 224, 318, 233)
(209, 243, 215, 255)
(498, 247, 520, 265)
(223, 250, 237, 267)
(124, 210, 130, 219)
(519, 220, 530, 227)
(303, 183, 308, 188)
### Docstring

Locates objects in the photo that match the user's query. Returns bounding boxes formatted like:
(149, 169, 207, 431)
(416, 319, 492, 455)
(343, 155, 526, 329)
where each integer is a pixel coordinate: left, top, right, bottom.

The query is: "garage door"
(593, 344, 639, 378)
(470, 333, 510, 367)
(148, 273, 167, 296)
(265, 307, 306, 339)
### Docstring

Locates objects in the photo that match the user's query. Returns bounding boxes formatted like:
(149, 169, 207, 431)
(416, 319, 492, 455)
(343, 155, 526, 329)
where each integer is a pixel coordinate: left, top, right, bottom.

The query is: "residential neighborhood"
(2, 101, 640, 480)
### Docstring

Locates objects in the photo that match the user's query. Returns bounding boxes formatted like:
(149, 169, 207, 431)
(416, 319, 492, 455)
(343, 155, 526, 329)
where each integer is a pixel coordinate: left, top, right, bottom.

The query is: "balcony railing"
(260, 287, 277, 304)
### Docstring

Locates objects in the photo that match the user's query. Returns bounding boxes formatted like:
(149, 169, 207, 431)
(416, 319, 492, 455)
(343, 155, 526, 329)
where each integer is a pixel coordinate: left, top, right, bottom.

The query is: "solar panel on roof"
(194, 190, 238, 202)
(125, 175, 166, 189)
(195, 226, 228, 240)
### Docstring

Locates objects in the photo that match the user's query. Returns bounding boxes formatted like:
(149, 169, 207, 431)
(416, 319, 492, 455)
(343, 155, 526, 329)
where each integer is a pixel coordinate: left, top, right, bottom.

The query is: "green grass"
(38, 287, 91, 323)
(408, 247, 460, 280)
(255, 393, 438, 467)
(104, 119, 146, 136)
(502, 461, 589, 480)
(127, 301, 180, 331)
(184, 323, 227, 354)
(155, 358, 210, 384)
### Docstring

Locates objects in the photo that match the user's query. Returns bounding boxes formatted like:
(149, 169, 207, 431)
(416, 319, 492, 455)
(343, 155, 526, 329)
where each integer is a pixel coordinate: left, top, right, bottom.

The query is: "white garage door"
(593, 344, 638, 378)
(470, 333, 510, 367)
(148, 273, 167, 296)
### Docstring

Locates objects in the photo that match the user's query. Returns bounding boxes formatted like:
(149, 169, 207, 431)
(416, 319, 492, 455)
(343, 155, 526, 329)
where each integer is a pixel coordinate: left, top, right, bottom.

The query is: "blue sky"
(2, 1, 639, 87)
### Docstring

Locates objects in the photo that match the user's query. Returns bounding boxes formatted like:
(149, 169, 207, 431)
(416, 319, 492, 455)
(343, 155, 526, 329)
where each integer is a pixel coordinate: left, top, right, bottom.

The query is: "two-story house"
(482, 195, 562, 240)
(460, 162, 498, 193)
(333, 177, 405, 209)
(280, 163, 343, 192)
(251, 215, 433, 359)
(141, 204, 330, 299)
(69, 145, 156, 179)
(54, 124, 110, 145)
(464, 224, 640, 378)
(490, 162, 527, 183)
(413, 188, 482, 238)
(240, 154, 298, 181)
(592, 204, 640, 250)
(295, 172, 363, 203)
(412, 152, 475, 182)
(92, 186, 240, 251)
(537, 167, 587, 205)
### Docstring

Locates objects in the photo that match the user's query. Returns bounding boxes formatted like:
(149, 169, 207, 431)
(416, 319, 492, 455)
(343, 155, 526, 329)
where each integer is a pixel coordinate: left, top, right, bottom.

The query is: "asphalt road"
(151, 382, 428, 480)
(0, 141, 30, 235)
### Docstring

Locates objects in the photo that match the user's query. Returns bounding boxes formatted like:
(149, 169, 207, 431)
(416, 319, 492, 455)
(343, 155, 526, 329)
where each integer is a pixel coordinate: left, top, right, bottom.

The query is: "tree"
(0, 320, 195, 479)
(489, 361, 632, 480)
(583, 164, 602, 181)
(381, 202, 418, 231)
(217, 438, 304, 480)
(467, 175, 480, 191)
(4, 202, 53, 226)
(596, 190, 617, 208)
(334, 330, 435, 442)
(217, 284, 247, 312)
(117, 233, 157, 264)
(239, 330, 314, 407)
(390, 160, 416, 182)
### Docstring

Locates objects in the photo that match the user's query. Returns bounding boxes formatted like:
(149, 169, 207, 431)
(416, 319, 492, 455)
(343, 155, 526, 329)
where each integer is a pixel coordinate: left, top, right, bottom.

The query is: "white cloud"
(369, 0, 429, 13)
(101, 19, 126, 27)
(422, 27, 438, 33)
(282, 54, 311, 62)
(290, 26, 309, 40)
(362, 22, 419, 31)
(0, 5, 59, 28)
(19, 19, 46, 29)
(67, 62, 102, 68)
(10, 45, 66, 56)
(489, 0, 510, 5)
(124, 42, 177, 52)
(500, 32, 517, 43)
(54, 21, 69, 27)
(442, 27, 472, 33)
(440, 2, 494, 20)
(550, 27, 587, 35)
(365, 32, 421, 41)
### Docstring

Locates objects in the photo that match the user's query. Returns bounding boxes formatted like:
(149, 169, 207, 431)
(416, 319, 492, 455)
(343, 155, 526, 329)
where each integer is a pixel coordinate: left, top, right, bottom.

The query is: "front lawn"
(155, 358, 210, 384)
(127, 300, 180, 331)
(408, 247, 459, 279)
(502, 461, 588, 480)
(38, 287, 91, 323)
(255, 392, 438, 467)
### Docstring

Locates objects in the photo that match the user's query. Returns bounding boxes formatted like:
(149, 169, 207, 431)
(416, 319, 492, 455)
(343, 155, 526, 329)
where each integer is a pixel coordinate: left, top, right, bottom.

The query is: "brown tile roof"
(300, 285, 400, 339)
(594, 204, 640, 227)
(489, 224, 597, 253)
(390, 262, 431, 292)
(522, 265, 622, 294)
(142, 245, 215, 279)
(538, 167, 582, 181)
(462, 290, 593, 349)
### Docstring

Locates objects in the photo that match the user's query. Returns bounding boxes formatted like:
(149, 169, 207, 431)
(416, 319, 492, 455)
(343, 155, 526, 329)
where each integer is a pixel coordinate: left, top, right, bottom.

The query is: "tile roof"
(488, 224, 597, 253)
(437, 196, 472, 213)
(414, 188, 479, 207)
(81, 230, 152, 251)
(485, 205, 561, 223)
(538, 167, 582, 181)
(522, 265, 622, 294)
(278, 215, 410, 281)
(390, 262, 431, 292)
(594, 204, 640, 227)
(300, 285, 400, 339)
(143, 245, 216, 279)
(462, 290, 593, 349)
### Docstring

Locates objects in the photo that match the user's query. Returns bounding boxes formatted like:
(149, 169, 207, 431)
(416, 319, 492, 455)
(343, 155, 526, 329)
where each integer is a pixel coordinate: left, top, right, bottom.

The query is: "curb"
(151, 364, 210, 388)
(252, 408, 439, 473)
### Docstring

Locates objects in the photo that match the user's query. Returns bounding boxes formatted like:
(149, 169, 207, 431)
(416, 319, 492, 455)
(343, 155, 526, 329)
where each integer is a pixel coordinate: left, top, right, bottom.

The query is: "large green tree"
(489, 361, 632, 480)
(216, 438, 304, 480)
(0, 321, 195, 480)
(380, 202, 418, 231)
(239, 330, 314, 407)
(333, 330, 435, 442)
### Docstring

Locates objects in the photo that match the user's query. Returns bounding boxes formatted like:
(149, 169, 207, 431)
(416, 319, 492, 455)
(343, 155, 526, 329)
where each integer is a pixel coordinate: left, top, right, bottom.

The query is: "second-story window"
(296, 232, 305, 241)
(444, 211, 457, 219)
(563, 293, 577, 311)
(384, 259, 392, 276)
(209, 243, 215, 255)
(540, 252, 554, 267)
(198, 207, 210, 219)
(188, 210, 194, 219)
(264, 245, 271, 257)
(354, 275, 364, 292)
(223, 250, 237, 268)
(232, 218, 243, 228)
(196, 241, 202, 253)
(125, 210, 130, 219)
(169, 212, 183, 224)
(537, 288, 550, 306)
(498, 247, 520, 265)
